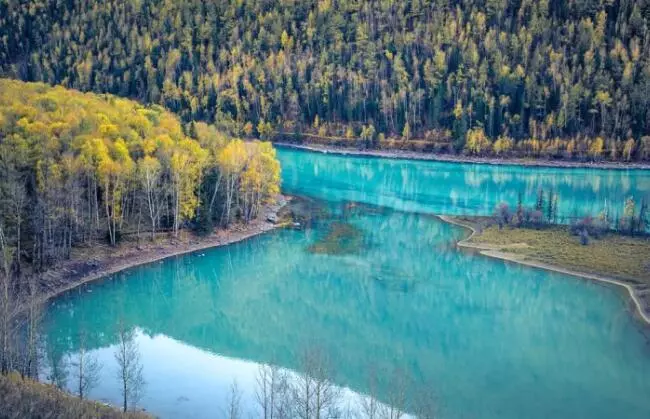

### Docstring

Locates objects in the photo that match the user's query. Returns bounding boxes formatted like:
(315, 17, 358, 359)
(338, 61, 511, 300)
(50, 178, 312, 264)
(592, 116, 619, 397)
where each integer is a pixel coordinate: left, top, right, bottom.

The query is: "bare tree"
(256, 365, 276, 419)
(411, 386, 438, 419)
(0, 225, 18, 374)
(381, 368, 407, 419)
(45, 347, 69, 390)
(256, 364, 291, 419)
(292, 347, 342, 419)
(115, 324, 146, 412)
(71, 331, 101, 399)
(23, 275, 42, 378)
(358, 368, 381, 419)
(225, 380, 243, 419)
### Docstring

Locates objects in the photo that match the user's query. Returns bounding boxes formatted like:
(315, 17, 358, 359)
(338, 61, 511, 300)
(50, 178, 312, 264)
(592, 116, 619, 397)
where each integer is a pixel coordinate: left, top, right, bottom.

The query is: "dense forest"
(0, 79, 280, 375)
(0, 78, 280, 266)
(1, 0, 650, 160)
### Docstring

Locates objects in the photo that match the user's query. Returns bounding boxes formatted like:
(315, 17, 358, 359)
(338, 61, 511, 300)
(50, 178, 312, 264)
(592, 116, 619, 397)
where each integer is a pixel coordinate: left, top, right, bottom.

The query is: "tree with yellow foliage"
(492, 136, 513, 156)
(95, 138, 134, 246)
(217, 139, 248, 225)
(169, 139, 207, 235)
(589, 137, 605, 160)
(0, 78, 281, 264)
(623, 139, 636, 162)
(465, 128, 491, 156)
(240, 142, 281, 221)
(137, 156, 163, 239)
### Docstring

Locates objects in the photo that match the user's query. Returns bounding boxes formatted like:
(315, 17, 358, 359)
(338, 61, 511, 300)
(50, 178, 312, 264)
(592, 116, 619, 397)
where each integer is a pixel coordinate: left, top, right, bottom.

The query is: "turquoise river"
(41, 148, 650, 418)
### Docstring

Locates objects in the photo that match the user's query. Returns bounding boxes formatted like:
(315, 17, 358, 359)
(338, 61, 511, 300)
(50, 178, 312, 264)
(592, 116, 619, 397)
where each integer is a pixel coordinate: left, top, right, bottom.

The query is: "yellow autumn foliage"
(0, 78, 281, 245)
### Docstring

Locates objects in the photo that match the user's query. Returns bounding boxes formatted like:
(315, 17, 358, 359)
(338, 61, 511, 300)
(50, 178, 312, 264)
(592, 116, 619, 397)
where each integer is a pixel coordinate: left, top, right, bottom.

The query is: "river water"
(41, 148, 650, 418)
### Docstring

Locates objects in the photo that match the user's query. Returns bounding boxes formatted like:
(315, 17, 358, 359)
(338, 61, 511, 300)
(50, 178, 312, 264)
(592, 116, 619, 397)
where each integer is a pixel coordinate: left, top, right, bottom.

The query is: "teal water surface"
(278, 147, 650, 220)
(41, 149, 650, 418)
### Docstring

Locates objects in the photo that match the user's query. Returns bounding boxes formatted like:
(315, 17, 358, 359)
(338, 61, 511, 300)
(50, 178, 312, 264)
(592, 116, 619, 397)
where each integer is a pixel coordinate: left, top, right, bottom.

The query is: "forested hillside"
(0, 79, 280, 277)
(1, 0, 650, 160)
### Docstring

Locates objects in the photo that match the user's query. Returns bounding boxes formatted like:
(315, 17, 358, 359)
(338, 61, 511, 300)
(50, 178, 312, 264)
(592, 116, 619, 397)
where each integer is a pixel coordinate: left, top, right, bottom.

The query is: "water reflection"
(42, 205, 650, 418)
(279, 148, 650, 221)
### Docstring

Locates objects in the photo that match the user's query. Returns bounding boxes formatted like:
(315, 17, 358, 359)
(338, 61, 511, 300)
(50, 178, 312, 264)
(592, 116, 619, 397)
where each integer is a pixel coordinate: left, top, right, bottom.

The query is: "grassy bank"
(443, 215, 650, 324)
(462, 220, 650, 283)
(0, 373, 150, 418)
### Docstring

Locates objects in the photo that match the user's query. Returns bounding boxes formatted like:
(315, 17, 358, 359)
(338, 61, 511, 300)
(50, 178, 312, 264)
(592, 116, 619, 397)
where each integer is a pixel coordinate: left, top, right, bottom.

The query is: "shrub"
(494, 203, 511, 229)
(570, 215, 606, 239)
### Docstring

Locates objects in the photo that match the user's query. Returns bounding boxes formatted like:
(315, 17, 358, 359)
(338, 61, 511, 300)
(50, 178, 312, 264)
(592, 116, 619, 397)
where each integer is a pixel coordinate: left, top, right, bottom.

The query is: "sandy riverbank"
(438, 215, 650, 326)
(34, 196, 290, 305)
(275, 142, 650, 170)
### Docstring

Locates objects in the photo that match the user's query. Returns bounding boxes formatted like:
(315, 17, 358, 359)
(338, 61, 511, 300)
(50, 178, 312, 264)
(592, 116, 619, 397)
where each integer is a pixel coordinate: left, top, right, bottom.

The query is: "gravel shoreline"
(275, 142, 650, 170)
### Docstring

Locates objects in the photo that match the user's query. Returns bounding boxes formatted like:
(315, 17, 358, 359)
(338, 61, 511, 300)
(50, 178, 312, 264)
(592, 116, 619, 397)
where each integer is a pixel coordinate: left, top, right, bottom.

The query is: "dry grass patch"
(465, 223, 650, 284)
(0, 373, 151, 418)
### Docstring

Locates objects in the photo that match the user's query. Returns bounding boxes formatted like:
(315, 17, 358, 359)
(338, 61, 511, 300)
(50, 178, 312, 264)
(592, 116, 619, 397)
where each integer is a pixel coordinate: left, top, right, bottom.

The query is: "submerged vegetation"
(2, 0, 650, 160)
(307, 221, 366, 255)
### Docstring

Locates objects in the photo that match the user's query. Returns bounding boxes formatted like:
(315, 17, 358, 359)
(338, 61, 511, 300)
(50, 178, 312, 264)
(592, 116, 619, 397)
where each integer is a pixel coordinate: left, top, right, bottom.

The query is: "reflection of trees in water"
(40, 202, 650, 417)
(281, 150, 649, 222)
(249, 346, 436, 418)
(41, 209, 463, 411)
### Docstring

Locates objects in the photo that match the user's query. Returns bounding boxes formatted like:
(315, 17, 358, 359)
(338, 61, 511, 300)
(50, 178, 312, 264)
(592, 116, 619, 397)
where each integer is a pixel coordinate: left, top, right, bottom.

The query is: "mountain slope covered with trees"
(1, 0, 650, 160)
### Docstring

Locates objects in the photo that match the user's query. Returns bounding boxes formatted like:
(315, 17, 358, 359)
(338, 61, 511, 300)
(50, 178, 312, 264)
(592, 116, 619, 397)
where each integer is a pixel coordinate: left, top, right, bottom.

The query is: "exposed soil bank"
(275, 142, 650, 170)
(438, 215, 650, 326)
(35, 196, 290, 304)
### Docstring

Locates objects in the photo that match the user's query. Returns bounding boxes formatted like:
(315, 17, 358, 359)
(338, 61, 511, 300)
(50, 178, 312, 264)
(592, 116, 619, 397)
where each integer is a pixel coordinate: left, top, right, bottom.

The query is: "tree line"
(493, 188, 648, 240)
(1, 0, 650, 160)
(0, 78, 281, 375)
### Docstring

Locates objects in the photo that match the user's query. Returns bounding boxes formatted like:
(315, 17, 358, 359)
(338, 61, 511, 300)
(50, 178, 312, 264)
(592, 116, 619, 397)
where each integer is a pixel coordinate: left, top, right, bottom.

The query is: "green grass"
(461, 221, 650, 284)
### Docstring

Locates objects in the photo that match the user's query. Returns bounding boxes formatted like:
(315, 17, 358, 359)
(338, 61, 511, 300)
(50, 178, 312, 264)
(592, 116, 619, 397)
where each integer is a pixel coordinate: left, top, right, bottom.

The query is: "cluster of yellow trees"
(3, 0, 650, 159)
(463, 128, 648, 161)
(300, 122, 649, 161)
(0, 79, 280, 271)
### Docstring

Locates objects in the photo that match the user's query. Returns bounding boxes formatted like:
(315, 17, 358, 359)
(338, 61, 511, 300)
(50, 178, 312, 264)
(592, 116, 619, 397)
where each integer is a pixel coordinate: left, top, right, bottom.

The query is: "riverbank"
(275, 142, 650, 170)
(34, 196, 290, 305)
(0, 373, 150, 418)
(439, 215, 650, 325)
